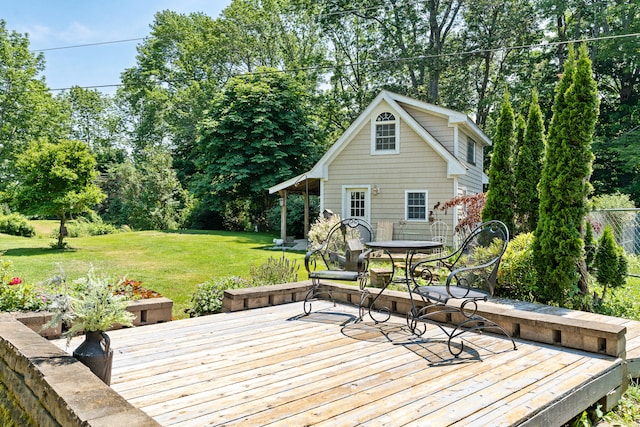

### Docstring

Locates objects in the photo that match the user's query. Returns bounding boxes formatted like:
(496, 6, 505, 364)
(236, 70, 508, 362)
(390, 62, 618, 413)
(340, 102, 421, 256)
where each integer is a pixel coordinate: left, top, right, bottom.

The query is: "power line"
(238, 32, 640, 76)
(42, 31, 640, 92)
(32, 37, 144, 53)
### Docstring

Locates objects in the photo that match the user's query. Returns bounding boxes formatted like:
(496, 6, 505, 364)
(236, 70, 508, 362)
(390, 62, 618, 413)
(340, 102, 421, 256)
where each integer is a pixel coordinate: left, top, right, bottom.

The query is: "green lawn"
(0, 221, 306, 319)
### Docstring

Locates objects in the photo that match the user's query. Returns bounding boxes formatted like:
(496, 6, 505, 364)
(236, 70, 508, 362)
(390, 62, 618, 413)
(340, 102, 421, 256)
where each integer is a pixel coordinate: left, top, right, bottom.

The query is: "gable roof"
(270, 90, 490, 194)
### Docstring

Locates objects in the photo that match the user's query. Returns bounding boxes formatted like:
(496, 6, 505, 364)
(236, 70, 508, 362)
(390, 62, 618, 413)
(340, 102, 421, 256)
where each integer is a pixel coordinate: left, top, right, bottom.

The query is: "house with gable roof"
(269, 90, 491, 244)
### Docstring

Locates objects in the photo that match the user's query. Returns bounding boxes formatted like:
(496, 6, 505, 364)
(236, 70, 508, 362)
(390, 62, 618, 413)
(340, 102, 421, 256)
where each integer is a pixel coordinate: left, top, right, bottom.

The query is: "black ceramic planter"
(73, 330, 113, 385)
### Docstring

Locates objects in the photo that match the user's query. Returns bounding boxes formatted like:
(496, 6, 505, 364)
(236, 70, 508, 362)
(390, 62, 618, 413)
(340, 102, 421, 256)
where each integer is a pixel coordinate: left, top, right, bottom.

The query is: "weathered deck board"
(55, 301, 626, 426)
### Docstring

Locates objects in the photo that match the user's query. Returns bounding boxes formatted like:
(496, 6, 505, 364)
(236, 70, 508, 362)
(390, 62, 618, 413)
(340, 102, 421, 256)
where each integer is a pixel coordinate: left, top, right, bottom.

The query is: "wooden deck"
(54, 301, 628, 426)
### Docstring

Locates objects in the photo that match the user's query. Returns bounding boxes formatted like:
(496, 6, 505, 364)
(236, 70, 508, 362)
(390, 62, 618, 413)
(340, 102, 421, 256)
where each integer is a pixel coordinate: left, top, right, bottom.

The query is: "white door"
(343, 187, 370, 221)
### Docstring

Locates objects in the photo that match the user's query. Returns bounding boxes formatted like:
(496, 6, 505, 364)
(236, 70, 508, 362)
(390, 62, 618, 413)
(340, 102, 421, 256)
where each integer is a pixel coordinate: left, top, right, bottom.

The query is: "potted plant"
(44, 268, 135, 385)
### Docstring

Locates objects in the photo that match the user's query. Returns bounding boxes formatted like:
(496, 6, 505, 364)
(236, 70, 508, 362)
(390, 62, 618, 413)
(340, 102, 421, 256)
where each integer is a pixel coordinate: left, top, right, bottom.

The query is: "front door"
(343, 187, 369, 221)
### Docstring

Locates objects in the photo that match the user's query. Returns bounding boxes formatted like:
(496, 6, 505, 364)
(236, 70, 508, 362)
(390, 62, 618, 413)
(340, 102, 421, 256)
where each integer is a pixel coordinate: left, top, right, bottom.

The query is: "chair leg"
(407, 299, 517, 357)
(303, 278, 335, 315)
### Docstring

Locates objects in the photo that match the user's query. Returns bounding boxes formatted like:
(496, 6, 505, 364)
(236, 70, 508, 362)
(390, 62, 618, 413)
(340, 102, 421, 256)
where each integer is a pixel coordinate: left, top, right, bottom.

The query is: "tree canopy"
(0, 20, 67, 188)
(6, 139, 105, 247)
(193, 68, 321, 225)
(0, 1, 638, 236)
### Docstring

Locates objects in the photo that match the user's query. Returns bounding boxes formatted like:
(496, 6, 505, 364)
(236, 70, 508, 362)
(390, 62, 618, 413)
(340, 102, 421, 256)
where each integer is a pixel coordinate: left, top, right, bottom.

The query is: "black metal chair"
(407, 220, 517, 356)
(304, 218, 374, 315)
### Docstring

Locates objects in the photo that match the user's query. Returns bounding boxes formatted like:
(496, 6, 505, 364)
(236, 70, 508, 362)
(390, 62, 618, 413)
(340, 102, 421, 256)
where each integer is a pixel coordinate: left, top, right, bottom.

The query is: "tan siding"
(401, 104, 455, 153)
(458, 131, 484, 195)
(325, 116, 457, 241)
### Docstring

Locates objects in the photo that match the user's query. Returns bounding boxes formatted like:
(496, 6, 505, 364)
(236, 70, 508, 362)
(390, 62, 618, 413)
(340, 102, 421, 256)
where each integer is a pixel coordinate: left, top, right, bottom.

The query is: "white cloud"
(15, 24, 54, 43)
(59, 22, 96, 43)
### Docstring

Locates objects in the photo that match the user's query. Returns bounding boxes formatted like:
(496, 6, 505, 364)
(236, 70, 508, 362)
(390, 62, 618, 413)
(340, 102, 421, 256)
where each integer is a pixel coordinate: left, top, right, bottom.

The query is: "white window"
(372, 112, 399, 154)
(467, 138, 476, 165)
(350, 190, 366, 218)
(405, 190, 428, 221)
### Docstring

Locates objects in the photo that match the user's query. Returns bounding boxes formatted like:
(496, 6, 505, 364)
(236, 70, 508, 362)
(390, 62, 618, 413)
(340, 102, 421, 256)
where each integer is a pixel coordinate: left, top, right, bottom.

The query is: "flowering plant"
(0, 260, 48, 312)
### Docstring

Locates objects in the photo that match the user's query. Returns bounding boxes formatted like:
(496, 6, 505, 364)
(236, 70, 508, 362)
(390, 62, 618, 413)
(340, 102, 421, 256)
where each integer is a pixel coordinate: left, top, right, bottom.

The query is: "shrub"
(307, 214, 342, 248)
(593, 225, 628, 302)
(593, 286, 640, 320)
(249, 256, 299, 286)
(186, 276, 251, 317)
(65, 216, 119, 237)
(584, 221, 596, 272)
(0, 213, 35, 237)
(266, 194, 320, 237)
(496, 232, 538, 301)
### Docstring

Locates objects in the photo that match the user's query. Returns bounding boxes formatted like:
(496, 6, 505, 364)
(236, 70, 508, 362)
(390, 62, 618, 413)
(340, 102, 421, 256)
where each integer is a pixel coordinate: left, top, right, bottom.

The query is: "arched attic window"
(372, 112, 399, 154)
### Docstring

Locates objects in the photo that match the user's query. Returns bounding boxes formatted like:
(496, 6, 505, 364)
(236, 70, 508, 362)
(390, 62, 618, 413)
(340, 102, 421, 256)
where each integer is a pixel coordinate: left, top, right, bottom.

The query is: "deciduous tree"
(6, 139, 105, 248)
(194, 68, 321, 224)
(0, 20, 66, 188)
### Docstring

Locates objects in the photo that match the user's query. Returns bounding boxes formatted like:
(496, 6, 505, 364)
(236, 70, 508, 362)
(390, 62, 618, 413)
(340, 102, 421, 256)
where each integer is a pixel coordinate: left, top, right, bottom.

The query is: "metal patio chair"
(304, 218, 374, 315)
(407, 220, 517, 356)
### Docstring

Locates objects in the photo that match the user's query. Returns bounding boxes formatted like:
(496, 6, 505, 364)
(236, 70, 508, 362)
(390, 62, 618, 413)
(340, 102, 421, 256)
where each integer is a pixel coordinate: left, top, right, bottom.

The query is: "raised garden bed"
(12, 296, 173, 339)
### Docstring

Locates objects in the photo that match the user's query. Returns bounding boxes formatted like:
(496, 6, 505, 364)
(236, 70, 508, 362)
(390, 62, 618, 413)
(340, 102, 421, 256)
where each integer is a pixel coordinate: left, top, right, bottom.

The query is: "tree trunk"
(58, 217, 68, 248)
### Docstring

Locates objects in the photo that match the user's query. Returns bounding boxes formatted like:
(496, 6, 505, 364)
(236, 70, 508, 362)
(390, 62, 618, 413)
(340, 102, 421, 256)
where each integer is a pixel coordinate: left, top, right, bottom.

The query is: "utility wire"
(32, 38, 144, 52)
(38, 31, 640, 92)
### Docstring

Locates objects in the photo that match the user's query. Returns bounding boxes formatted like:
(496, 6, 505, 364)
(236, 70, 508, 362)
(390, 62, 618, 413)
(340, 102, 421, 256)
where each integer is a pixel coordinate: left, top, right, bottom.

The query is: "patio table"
(362, 240, 442, 323)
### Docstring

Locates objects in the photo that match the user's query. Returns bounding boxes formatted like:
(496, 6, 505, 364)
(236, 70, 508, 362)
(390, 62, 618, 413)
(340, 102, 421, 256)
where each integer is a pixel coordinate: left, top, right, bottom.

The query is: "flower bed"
(1, 260, 172, 338)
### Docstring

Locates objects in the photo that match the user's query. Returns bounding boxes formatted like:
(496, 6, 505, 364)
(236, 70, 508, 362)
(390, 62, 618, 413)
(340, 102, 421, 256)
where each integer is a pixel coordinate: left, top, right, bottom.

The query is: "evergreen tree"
(482, 91, 515, 234)
(594, 225, 627, 303)
(514, 91, 545, 233)
(533, 44, 599, 306)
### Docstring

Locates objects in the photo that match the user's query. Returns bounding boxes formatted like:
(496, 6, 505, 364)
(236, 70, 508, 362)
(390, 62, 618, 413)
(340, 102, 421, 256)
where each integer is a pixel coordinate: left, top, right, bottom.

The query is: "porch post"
(304, 186, 309, 238)
(279, 190, 287, 241)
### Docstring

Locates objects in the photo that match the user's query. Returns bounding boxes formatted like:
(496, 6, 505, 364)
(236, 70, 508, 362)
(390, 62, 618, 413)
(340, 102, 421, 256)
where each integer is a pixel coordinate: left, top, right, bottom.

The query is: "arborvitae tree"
(594, 225, 627, 303)
(533, 43, 599, 306)
(482, 91, 515, 234)
(514, 91, 545, 233)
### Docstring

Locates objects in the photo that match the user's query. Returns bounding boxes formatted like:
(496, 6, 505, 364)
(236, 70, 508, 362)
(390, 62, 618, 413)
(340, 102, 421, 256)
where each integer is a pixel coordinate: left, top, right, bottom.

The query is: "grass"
(0, 221, 306, 319)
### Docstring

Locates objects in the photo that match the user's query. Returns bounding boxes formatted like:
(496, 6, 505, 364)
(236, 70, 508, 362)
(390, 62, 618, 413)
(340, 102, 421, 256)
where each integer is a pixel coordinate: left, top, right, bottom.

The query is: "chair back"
(321, 218, 374, 271)
(376, 220, 394, 241)
(430, 220, 449, 246)
(448, 220, 509, 295)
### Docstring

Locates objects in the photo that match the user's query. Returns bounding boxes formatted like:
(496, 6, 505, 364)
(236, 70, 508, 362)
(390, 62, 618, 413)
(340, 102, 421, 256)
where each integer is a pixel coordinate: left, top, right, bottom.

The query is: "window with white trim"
(467, 138, 476, 165)
(406, 191, 428, 221)
(373, 112, 398, 153)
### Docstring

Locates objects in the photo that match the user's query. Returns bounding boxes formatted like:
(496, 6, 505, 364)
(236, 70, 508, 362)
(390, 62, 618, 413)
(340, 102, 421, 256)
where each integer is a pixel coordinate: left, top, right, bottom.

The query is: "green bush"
(594, 224, 628, 302)
(249, 256, 299, 286)
(496, 232, 538, 301)
(0, 213, 35, 237)
(186, 276, 251, 317)
(65, 216, 119, 237)
(222, 200, 253, 232)
(593, 287, 640, 320)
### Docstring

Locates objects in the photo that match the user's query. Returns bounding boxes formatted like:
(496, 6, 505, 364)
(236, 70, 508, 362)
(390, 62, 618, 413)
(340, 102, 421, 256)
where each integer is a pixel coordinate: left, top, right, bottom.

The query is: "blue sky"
(3, 0, 233, 94)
